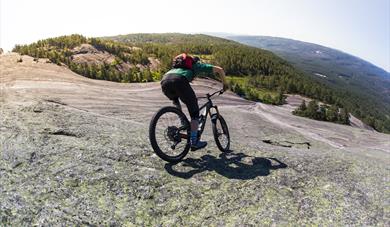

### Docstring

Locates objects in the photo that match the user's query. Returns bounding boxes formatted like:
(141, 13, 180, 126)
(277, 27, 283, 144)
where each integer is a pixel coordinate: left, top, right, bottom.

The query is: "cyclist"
(160, 53, 228, 151)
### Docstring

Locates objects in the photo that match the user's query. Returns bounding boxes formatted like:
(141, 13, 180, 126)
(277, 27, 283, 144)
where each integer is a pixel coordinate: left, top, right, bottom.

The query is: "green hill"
(12, 33, 390, 133)
(225, 35, 390, 132)
(14, 33, 330, 105)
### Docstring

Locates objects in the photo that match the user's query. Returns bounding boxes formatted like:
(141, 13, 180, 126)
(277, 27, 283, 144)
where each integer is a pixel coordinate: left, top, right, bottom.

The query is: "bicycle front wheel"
(211, 114, 230, 152)
(149, 106, 190, 163)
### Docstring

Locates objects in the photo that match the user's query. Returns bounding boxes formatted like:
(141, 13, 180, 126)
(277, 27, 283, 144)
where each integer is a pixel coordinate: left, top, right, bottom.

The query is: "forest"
(12, 34, 390, 133)
(13, 35, 156, 83)
(293, 100, 350, 125)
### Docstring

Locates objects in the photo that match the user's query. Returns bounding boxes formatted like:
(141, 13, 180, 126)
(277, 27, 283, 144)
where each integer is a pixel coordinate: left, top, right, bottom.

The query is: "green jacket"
(165, 62, 214, 81)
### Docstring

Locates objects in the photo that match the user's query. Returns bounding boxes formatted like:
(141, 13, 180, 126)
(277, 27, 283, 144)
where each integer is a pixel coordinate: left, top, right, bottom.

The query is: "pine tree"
(326, 105, 339, 122)
(339, 108, 350, 125)
(307, 100, 319, 118)
(298, 100, 307, 112)
(318, 105, 327, 121)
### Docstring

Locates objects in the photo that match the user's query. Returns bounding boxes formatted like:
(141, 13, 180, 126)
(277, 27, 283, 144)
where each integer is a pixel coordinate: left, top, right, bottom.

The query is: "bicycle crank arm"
(179, 133, 188, 139)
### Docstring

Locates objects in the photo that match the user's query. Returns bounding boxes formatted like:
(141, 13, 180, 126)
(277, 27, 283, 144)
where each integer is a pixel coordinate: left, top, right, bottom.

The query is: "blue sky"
(1, 0, 389, 71)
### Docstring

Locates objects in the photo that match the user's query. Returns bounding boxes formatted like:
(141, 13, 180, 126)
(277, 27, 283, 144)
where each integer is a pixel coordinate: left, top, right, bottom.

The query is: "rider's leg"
(173, 99, 187, 126)
(161, 79, 186, 126)
(190, 117, 199, 144)
(172, 98, 181, 110)
(175, 79, 207, 150)
(189, 117, 207, 150)
(190, 119, 198, 132)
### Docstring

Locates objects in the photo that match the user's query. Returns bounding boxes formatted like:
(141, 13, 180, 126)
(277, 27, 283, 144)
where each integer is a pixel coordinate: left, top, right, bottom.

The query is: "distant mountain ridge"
(223, 35, 390, 132)
(225, 36, 390, 94)
(227, 35, 389, 74)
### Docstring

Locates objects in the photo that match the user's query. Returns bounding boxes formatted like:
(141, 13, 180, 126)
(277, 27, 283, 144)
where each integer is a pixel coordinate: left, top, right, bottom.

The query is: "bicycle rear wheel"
(211, 114, 230, 152)
(149, 106, 190, 163)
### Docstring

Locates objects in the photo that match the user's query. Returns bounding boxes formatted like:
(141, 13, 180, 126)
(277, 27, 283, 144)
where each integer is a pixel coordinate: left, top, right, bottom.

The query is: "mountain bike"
(149, 88, 230, 163)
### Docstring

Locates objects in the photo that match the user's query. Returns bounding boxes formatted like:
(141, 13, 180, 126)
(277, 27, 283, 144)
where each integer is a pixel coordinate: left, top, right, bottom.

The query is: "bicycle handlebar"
(208, 89, 225, 98)
(198, 88, 225, 99)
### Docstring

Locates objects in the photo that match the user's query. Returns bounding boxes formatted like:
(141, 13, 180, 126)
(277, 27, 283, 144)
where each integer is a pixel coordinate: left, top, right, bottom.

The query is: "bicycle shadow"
(164, 151, 288, 180)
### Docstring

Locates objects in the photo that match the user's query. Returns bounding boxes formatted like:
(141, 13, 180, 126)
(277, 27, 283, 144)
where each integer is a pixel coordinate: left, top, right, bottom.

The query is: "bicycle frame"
(197, 89, 224, 139)
(174, 89, 224, 140)
(150, 88, 229, 163)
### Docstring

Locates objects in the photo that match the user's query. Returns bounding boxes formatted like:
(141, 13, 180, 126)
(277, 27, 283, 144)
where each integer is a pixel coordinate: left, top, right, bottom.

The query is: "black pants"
(161, 74, 199, 120)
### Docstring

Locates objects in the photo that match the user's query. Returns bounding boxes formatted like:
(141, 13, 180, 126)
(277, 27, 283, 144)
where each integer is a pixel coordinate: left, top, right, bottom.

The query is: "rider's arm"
(193, 63, 228, 90)
(212, 66, 228, 91)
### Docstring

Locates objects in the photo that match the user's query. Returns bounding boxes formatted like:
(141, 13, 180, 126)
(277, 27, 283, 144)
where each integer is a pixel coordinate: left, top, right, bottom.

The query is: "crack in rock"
(262, 139, 311, 149)
(49, 129, 79, 137)
(44, 98, 67, 106)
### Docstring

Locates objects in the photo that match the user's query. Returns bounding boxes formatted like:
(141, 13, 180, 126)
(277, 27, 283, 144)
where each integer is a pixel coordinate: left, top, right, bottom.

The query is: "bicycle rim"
(212, 114, 230, 151)
(150, 107, 190, 162)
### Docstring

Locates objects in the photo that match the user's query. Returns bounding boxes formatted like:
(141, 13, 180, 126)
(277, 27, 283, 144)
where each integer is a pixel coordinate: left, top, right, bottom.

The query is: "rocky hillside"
(1, 53, 389, 225)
